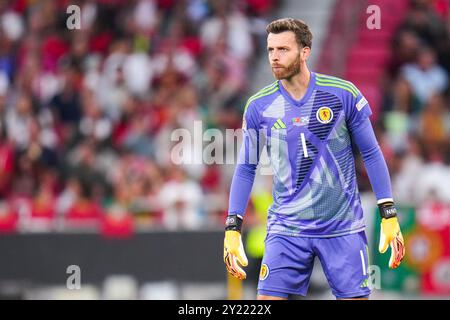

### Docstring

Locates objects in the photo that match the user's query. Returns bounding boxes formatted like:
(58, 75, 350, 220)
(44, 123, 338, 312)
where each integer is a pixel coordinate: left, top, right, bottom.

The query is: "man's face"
(418, 48, 435, 70)
(267, 31, 309, 80)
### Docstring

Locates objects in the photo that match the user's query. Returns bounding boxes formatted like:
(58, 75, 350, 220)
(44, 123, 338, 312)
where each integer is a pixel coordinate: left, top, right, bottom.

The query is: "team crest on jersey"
(259, 264, 269, 281)
(316, 106, 333, 124)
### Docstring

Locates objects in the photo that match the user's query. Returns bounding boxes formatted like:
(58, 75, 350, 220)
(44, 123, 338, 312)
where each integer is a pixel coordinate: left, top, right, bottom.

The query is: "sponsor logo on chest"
(292, 116, 310, 126)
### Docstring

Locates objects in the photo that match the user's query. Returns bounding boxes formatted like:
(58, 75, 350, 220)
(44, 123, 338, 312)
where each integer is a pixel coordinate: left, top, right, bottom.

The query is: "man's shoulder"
(314, 72, 360, 99)
(244, 81, 280, 114)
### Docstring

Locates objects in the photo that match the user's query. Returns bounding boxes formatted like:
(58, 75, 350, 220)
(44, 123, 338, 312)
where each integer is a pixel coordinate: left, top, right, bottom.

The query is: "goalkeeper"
(223, 18, 405, 300)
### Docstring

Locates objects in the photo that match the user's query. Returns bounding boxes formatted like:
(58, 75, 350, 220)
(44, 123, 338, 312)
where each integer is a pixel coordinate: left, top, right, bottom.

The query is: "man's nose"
(271, 52, 279, 61)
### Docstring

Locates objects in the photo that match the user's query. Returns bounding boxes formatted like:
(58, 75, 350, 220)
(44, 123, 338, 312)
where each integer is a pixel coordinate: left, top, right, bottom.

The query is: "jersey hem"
(266, 226, 366, 238)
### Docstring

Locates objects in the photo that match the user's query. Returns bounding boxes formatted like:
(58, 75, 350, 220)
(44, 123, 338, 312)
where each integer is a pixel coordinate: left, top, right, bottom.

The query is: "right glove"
(223, 215, 248, 280)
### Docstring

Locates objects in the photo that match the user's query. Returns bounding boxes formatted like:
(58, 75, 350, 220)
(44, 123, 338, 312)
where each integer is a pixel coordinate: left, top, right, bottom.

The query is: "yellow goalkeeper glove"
(378, 201, 405, 269)
(223, 215, 248, 280)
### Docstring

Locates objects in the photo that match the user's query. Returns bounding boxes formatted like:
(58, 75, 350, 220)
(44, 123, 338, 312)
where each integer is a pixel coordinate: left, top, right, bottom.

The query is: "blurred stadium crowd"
(0, 0, 448, 236)
(0, 0, 279, 234)
(355, 0, 450, 220)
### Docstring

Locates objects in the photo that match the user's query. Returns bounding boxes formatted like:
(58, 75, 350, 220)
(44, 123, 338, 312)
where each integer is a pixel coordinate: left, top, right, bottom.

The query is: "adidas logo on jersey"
(272, 119, 287, 130)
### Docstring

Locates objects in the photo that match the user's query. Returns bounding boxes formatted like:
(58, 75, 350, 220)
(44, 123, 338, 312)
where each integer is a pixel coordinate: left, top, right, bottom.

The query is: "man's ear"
(301, 47, 311, 61)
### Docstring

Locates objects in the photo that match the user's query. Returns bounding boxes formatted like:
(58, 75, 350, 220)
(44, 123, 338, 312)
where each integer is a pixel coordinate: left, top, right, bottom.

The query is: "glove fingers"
(224, 250, 246, 280)
(223, 231, 248, 278)
(225, 262, 240, 279)
(224, 251, 238, 277)
(389, 232, 405, 269)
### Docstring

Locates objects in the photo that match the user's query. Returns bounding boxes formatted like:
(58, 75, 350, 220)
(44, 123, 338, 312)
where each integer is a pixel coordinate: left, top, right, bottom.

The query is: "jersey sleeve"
(345, 86, 373, 133)
(228, 100, 263, 218)
(351, 117, 393, 202)
(344, 84, 393, 202)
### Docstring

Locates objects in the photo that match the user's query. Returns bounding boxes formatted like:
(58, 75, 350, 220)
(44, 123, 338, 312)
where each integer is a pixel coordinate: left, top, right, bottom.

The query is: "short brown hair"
(266, 18, 313, 49)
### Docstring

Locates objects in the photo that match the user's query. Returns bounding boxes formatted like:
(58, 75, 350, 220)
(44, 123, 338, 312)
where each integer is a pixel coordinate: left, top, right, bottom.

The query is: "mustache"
(271, 64, 284, 68)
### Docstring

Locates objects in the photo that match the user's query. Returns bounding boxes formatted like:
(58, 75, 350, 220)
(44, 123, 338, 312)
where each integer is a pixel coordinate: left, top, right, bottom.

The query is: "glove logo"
(316, 107, 333, 124)
(226, 216, 236, 226)
(259, 263, 269, 281)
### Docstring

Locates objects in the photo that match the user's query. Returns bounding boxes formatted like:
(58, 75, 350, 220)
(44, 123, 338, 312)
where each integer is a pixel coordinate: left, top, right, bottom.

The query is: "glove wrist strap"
(225, 215, 243, 232)
(378, 201, 397, 219)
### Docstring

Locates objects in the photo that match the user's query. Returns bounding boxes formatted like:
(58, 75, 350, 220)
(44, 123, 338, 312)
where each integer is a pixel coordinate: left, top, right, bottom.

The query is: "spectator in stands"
(101, 202, 134, 239)
(0, 125, 14, 198)
(392, 137, 425, 206)
(398, 0, 448, 56)
(417, 94, 450, 159)
(64, 139, 110, 199)
(200, 0, 253, 61)
(399, 46, 448, 113)
(56, 176, 81, 216)
(389, 30, 420, 78)
(415, 161, 450, 204)
(64, 176, 104, 229)
(5, 94, 35, 151)
(78, 90, 113, 146)
(29, 182, 57, 229)
(0, 200, 18, 233)
(158, 165, 204, 230)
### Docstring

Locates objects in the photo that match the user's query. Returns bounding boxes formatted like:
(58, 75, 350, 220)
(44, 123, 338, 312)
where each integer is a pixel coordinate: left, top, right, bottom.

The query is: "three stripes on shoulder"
(244, 81, 279, 114)
(315, 73, 359, 98)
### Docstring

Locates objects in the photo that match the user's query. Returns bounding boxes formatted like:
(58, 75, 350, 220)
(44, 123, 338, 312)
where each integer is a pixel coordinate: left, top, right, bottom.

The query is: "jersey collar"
(278, 71, 316, 107)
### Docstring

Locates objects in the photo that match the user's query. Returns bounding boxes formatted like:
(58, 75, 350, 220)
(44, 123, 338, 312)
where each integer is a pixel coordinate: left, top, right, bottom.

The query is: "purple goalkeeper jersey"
(228, 71, 393, 237)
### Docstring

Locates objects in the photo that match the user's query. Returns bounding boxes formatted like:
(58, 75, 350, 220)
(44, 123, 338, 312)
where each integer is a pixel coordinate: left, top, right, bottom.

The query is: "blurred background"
(0, 0, 449, 300)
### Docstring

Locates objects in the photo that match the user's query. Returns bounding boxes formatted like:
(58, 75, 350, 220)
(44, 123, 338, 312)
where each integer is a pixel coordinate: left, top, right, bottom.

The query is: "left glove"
(378, 201, 405, 269)
(223, 215, 248, 280)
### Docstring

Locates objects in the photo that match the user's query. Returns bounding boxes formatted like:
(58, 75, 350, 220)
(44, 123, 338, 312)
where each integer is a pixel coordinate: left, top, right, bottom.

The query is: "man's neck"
(281, 68, 311, 101)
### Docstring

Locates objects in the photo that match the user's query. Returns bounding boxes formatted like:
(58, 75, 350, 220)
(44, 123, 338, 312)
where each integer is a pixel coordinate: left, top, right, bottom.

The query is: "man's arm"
(351, 118, 392, 201)
(228, 146, 259, 217)
(351, 117, 405, 269)
(224, 101, 262, 279)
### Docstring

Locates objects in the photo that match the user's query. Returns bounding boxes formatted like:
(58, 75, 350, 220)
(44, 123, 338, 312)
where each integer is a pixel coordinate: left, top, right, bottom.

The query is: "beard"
(271, 55, 301, 80)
